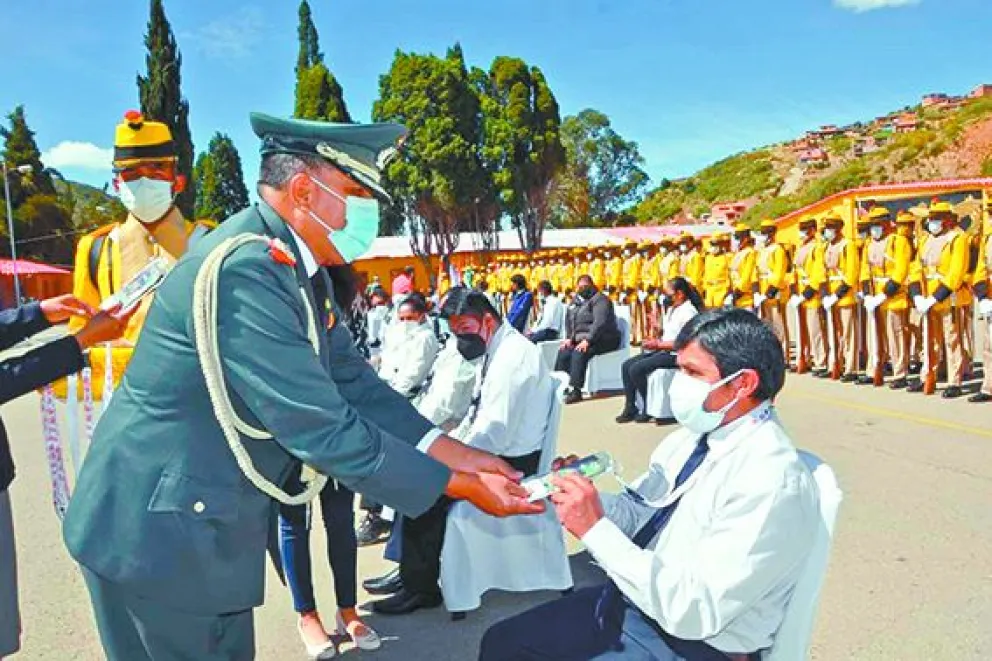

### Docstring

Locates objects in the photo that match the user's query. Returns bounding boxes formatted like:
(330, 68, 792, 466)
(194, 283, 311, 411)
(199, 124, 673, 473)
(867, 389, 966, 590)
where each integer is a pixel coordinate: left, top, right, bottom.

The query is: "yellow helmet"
(823, 214, 844, 228)
(759, 219, 777, 232)
(868, 206, 892, 221)
(113, 110, 176, 166)
(928, 200, 955, 217)
(896, 211, 917, 225)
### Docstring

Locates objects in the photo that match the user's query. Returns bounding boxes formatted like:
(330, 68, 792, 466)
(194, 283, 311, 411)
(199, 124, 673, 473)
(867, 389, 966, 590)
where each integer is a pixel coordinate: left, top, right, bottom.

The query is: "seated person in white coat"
(617, 277, 703, 424)
(480, 308, 819, 661)
(377, 293, 438, 399)
(370, 286, 553, 616)
(527, 280, 565, 343)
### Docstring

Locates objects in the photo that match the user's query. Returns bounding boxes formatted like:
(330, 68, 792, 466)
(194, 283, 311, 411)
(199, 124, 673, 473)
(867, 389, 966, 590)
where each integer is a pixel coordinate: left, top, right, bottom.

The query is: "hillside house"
(922, 93, 949, 107)
(894, 114, 919, 133)
(810, 125, 843, 139)
(709, 202, 749, 224)
(799, 148, 829, 166)
(852, 136, 880, 157)
(970, 84, 992, 99)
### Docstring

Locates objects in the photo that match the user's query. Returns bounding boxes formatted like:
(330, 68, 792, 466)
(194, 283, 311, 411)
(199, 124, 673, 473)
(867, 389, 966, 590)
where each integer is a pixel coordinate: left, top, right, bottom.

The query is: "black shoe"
(840, 373, 858, 383)
(856, 375, 874, 385)
(942, 385, 963, 399)
(564, 389, 583, 405)
(907, 380, 924, 393)
(908, 362, 921, 375)
(363, 568, 403, 596)
(356, 513, 391, 547)
(889, 378, 908, 390)
(371, 588, 443, 615)
(813, 369, 829, 378)
(968, 392, 992, 403)
(615, 409, 637, 424)
(634, 413, 652, 423)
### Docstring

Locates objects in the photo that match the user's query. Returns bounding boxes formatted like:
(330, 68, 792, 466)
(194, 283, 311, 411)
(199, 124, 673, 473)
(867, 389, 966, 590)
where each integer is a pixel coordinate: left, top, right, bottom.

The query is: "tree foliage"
(137, 0, 195, 218)
(293, 1, 351, 123)
(476, 57, 564, 250)
(556, 109, 648, 226)
(373, 46, 491, 271)
(194, 133, 249, 222)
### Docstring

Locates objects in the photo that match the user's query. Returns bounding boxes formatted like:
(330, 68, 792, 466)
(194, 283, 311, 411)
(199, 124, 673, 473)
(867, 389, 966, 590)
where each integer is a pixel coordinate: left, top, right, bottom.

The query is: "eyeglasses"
(113, 160, 177, 182)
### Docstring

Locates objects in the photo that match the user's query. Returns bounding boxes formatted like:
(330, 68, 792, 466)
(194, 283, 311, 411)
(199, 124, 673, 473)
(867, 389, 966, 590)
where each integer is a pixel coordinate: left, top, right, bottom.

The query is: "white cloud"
(182, 7, 264, 60)
(41, 141, 113, 170)
(833, 0, 920, 13)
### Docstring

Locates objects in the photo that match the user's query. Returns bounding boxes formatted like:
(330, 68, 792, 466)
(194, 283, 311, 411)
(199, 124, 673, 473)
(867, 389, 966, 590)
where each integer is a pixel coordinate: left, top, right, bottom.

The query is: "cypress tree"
(137, 0, 195, 218)
(293, 1, 351, 123)
(194, 133, 249, 222)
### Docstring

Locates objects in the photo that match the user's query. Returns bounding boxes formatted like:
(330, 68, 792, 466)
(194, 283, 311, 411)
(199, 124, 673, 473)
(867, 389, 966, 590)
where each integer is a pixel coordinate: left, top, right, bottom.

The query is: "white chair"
(439, 373, 574, 616)
(763, 450, 842, 661)
(583, 308, 632, 395)
(538, 339, 564, 371)
(643, 368, 677, 419)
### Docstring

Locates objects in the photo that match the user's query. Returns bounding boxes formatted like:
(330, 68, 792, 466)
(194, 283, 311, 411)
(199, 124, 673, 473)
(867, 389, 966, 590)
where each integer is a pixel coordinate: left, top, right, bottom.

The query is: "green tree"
(293, 1, 351, 123)
(373, 47, 488, 272)
(558, 109, 648, 225)
(137, 0, 195, 218)
(476, 57, 564, 250)
(0, 106, 74, 263)
(194, 133, 250, 222)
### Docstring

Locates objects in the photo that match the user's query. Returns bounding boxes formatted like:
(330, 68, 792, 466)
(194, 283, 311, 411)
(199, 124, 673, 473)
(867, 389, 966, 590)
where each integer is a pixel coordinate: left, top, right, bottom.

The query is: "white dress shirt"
(378, 320, 439, 397)
(660, 301, 698, 343)
(581, 403, 819, 655)
(286, 227, 443, 451)
(531, 294, 566, 335)
(414, 342, 478, 428)
(462, 322, 553, 457)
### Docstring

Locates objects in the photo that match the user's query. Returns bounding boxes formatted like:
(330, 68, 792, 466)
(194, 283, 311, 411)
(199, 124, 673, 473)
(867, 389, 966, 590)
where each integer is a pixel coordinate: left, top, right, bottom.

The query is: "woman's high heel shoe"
(336, 611, 382, 651)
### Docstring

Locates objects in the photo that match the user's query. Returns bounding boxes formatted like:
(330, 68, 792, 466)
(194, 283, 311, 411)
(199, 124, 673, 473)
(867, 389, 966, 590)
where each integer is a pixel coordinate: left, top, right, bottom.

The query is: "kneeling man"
(480, 307, 819, 661)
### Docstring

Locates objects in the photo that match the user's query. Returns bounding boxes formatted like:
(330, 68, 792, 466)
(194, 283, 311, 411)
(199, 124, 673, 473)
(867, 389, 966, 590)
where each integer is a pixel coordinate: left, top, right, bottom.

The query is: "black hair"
(439, 286, 502, 321)
(673, 307, 785, 402)
(399, 292, 428, 314)
(576, 274, 594, 289)
(370, 285, 390, 301)
(510, 274, 528, 290)
(537, 280, 554, 296)
(258, 152, 325, 188)
(667, 276, 705, 312)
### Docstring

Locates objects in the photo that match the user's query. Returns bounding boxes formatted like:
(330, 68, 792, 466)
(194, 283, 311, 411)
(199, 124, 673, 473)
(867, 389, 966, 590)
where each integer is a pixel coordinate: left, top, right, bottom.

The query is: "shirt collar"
(287, 225, 319, 278)
(485, 321, 510, 362)
(708, 400, 773, 445)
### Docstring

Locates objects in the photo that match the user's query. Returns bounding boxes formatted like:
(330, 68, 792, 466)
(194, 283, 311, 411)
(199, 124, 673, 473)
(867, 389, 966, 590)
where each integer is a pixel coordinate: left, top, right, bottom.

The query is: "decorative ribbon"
(65, 374, 80, 480)
(40, 386, 72, 519)
(81, 367, 96, 457)
(102, 342, 114, 412)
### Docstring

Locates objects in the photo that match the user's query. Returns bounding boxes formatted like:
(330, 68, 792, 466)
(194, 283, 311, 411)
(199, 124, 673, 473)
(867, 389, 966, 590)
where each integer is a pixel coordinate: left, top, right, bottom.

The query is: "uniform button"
(193, 501, 206, 514)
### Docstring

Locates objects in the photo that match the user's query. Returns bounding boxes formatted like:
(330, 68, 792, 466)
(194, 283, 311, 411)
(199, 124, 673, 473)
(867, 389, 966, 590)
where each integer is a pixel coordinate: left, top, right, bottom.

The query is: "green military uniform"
(63, 115, 450, 660)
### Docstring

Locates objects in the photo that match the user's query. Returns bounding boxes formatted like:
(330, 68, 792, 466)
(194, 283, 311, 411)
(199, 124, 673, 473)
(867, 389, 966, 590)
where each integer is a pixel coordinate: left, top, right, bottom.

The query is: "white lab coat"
(581, 403, 820, 655)
(530, 294, 566, 335)
(413, 342, 478, 429)
(377, 320, 439, 398)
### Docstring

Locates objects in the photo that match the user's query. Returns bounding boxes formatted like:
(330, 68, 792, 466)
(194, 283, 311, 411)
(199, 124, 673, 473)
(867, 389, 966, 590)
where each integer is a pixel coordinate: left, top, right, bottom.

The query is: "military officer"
(63, 110, 214, 400)
(589, 246, 607, 291)
(791, 217, 827, 376)
(754, 220, 791, 362)
(604, 245, 623, 299)
(861, 208, 913, 388)
(676, 232, 704, 292)
(970, 201, 992, 403)
(63, 113, 542, 661)
(565, 247, 582, 297)
(728, 224, 757, 310)
(702, 232, 731, 309)
(896, 213, 924, 373)
(658, 236, 679, 288)
(908, 201, 969, 397)
(820, 215, 860, 382)
(637, 240, 660, 339)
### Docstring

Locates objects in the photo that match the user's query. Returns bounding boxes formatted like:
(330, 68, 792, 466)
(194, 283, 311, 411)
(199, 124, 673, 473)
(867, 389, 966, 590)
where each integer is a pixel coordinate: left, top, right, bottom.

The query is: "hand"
(72, 304, 138, 350)
(575, 340, 591, 353)
(561, 338, 575, 350)
(822, 294, 838, 309)
(428, 436, 523, 480)
(550, 473, 605, 539)
(722, 294, 733, 307)
(979, 299, 992, 318)
(864, 297, 878, 313)
(919, 296, 937, 314)
(855, 291, 865, 302)
(754, 293, 766, 308)
(550, 454, 581, 471)
(642, 339, 662, 351)
(788, 294, 803, 309)
(446, 471, 545, 517)
(913, 295, 925, 312)
(40, 294, 95, 324)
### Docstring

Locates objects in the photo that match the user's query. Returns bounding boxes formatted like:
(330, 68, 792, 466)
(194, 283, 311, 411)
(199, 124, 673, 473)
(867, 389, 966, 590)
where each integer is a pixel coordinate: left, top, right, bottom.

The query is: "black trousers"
(554, 335, 622, 389)
(622, 351, 678, 411)
(399, 450, 543, 596)
(528, 328, 559, 343)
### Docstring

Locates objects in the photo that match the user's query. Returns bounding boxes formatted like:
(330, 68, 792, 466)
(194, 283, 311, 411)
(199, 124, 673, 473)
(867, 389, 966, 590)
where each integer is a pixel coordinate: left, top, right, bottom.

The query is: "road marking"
(786, 390, 992, 439)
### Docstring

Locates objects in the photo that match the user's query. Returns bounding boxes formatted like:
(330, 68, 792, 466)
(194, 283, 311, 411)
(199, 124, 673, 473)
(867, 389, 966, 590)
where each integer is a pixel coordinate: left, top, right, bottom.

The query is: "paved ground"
(5, 368, 992, 660)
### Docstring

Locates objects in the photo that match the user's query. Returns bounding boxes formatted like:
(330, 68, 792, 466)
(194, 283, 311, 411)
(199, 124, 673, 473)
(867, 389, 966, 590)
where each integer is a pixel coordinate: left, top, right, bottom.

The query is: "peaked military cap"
(250, 112, 406, 200)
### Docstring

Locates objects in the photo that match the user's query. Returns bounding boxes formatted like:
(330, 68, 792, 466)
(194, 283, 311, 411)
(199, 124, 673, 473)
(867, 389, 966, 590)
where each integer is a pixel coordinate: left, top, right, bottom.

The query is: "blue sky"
(2, 0, 990, 196)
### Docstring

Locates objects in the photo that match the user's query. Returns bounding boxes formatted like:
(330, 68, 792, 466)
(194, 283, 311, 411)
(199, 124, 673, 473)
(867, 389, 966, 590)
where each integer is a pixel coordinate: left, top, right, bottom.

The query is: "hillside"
(633, 95, 992, 226)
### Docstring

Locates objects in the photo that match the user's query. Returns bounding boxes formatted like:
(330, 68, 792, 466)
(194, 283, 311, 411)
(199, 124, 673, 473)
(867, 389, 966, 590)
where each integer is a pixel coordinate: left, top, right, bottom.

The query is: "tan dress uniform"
(971, 225, 992, 400)
(756, 236, 791, 361)
(793, 234, 827, 371)
(822, 233, 861, 378)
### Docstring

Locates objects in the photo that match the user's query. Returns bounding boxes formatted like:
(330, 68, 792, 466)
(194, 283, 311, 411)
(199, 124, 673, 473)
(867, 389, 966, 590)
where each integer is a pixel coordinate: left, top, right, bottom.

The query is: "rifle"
(790, 299, 809, 373)
(825, 305, 841, 380)
(867, 302, 885, 386)
(921, 310, 938, 395)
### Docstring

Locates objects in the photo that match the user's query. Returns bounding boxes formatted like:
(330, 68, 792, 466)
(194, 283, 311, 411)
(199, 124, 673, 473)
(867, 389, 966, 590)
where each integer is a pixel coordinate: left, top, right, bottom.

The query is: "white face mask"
(926, 220, 943, 236)
(118, 177, 174, 224)
(730, 238, 741, 251)
(679, 244, 690, 254)
(823, 228, 838, 242)
(670, 369, 744, 434)
(708, 245, 719, 255)
(870, 226, 884, 241)
(755, 234, 768, 246)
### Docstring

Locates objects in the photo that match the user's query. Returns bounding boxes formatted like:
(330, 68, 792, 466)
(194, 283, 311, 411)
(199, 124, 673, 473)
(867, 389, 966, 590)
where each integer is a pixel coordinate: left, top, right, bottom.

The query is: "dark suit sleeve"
(325, 319, 435, 443)
(215, 251, 450, 518)
(587, 296, 613, 344)
(0, 336, 84, 405)
(0, 302, 52, 352)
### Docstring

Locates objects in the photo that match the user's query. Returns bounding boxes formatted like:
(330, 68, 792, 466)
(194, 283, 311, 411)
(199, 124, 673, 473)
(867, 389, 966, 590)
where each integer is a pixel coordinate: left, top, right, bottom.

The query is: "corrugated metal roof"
(0, 259, 71, 276)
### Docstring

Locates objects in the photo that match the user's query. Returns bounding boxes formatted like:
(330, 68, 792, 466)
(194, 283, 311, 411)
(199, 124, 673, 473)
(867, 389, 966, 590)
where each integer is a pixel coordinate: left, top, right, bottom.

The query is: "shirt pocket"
(147, 471, 241, 524)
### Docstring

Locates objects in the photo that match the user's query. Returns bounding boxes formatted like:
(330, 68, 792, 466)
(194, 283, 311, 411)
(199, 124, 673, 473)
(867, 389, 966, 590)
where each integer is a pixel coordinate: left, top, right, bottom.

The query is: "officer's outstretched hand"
(428, 436, 521, 480)
(446, 471, 545, 517)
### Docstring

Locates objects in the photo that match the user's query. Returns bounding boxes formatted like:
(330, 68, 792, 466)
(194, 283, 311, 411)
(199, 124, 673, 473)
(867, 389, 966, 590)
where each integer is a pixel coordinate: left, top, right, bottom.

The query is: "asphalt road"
(4, 370, 992, 660)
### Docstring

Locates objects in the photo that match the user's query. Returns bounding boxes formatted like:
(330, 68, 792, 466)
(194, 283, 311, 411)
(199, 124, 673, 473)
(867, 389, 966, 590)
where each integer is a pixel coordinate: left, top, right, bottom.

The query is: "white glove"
(919, 296, 937, 314)
(873, 294, 887, 308)
(788, 294, 803, 309)
(822, 294, 838, 309)
(913, 295, 925, 312)
(754, 293, 767, 308)
(855, 291, 865, 302)
(865, 296, 880, 313)
(722, 294, 734, 307)
(637, 290, 648, 302)
(979, 298, 992, 318)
